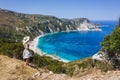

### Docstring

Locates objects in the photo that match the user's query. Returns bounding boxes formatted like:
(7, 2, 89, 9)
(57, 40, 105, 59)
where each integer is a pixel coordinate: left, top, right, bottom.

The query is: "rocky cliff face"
(0, 8, 100, 40)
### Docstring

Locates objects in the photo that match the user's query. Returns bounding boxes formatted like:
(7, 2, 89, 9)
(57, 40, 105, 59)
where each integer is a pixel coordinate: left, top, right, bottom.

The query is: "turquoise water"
(37, 21, 117, 62)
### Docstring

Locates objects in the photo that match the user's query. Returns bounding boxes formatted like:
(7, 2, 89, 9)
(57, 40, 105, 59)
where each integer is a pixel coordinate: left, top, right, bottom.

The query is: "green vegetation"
(0, 39, 114, 77)
(101, 27, 120, 53)
(64, 58, 114, 76)
(101, 24, 120, 56)
(101, 18, 120, 67)
(32, 54, 66, 73)
(0, 8, 92, 40)
(0, 39, 24, 59)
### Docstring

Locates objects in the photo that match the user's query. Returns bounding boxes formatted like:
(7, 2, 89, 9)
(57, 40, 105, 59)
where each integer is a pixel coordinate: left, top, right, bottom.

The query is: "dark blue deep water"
(37, 21, 117, 62)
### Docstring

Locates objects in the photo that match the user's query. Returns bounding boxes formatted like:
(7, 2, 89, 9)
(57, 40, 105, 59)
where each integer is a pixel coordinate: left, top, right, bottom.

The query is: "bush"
(93, 60, 114, 72)
(0, 39, 24, 59)
(101, 24, 120, 67)
(32, 54, 66, 73)
(66, 66, 75, 76)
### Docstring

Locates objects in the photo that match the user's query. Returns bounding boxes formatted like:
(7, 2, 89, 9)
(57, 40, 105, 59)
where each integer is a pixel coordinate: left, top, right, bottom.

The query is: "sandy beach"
(29, 35, 44, 56)
(28, 35, 69, 62)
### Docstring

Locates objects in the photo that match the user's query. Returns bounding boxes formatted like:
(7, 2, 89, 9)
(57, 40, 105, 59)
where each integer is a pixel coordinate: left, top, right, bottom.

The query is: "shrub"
(0, 39, 24, 59)
(32, 54, 66, 73)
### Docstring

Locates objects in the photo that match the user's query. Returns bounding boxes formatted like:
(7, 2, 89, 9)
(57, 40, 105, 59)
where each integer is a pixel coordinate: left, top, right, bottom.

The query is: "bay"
(37, 21, 117, 62)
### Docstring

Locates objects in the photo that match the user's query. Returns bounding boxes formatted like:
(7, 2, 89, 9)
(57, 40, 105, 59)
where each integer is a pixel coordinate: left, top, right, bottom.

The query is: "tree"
(101, 26, 120, 59)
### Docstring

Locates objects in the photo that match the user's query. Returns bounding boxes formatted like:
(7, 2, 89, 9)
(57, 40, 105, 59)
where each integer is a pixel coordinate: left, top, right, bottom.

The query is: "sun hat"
(22, 36, 30, 45)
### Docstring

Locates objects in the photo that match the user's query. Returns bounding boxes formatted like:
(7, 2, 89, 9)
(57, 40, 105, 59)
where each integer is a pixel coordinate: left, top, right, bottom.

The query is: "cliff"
(0, 8, 101, 40)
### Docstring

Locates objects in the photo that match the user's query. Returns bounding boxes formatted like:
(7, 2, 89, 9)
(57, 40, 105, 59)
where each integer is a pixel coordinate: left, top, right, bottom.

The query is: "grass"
(63, 57, 114, 76)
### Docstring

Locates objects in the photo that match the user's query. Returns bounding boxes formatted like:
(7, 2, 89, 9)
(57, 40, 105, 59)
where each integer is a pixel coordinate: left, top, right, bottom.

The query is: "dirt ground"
(0, 55, 120, 80)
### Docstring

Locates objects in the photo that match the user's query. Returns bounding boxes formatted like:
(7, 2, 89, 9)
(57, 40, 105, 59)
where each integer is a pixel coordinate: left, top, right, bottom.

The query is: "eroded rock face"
(0, 8, 101, 40)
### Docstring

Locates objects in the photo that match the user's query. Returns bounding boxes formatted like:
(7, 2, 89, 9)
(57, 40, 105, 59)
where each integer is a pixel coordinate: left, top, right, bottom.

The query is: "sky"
(0, 0, 120, 20)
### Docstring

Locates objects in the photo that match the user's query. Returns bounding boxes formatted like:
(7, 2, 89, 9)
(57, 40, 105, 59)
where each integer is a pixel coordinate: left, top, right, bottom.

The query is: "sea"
(37, 21, 117, 62)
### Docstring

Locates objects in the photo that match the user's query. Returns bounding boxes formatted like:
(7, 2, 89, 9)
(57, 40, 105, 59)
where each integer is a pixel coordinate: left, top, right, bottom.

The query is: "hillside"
(0, 8, 99, 40)
(0, 55, 37, 80)
(0, 55, 120, 80)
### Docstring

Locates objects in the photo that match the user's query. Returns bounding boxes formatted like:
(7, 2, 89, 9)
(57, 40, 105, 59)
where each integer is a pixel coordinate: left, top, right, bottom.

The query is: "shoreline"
(28, 29, 102, 63)
(29, 34, 70, 63)
(29, 35, 44, 56)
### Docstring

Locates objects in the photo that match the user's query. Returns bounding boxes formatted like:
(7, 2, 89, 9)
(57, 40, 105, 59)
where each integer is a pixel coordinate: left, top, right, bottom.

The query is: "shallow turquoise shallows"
(37, 21, 117, 62)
